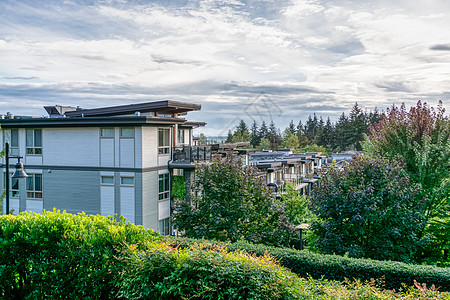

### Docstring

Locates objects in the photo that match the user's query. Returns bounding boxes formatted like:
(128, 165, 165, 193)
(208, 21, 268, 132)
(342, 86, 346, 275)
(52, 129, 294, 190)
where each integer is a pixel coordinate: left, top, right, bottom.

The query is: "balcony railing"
(172, 146, 212, 163)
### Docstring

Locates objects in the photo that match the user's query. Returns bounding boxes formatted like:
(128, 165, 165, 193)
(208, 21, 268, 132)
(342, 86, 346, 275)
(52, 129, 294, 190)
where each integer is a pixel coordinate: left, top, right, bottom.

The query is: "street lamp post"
(4, 142, 28, 214)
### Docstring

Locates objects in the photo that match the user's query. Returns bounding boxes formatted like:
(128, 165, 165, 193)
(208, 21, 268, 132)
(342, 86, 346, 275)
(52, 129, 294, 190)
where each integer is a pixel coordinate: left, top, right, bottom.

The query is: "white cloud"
(0, 0, 448, 135)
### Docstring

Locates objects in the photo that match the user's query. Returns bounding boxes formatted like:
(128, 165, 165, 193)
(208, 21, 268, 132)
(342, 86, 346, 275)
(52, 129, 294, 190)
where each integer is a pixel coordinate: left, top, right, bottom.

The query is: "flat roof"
(64, 100, 201, 118)
(0, 116, 189, 128)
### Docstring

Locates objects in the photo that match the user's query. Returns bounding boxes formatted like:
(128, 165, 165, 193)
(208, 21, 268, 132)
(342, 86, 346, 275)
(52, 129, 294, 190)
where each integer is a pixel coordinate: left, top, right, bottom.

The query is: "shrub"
(0, 210, 161, 299)
(119, 242, 305, 300)
(167, 237, 450, 292)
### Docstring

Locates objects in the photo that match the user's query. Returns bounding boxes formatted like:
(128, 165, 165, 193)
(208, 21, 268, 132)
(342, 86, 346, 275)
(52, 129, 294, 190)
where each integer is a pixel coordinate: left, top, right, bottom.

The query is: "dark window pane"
(35, 174, 42, 191)
(11, 130, 18, 147)
(34, 130, 42, 147)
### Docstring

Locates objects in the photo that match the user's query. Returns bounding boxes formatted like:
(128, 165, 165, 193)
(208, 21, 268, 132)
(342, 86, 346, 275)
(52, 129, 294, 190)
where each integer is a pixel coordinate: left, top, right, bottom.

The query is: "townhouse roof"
(0, 100, 206, 128)
(63, 100, 201, 118)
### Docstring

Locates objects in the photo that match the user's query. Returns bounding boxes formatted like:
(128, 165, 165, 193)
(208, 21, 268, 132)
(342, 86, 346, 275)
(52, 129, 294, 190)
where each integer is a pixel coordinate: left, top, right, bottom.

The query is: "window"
(26, 129, 42, 155)
(120, 176, 134, 186)
(26, 174, 42, 199)
(159, 218, 170, 235)
(120, 128, 134, 137)
(159, 173, 170, 200)
(177, 129, 185, 144)
(101, 128, 114, 137)
(3, 172, 19, 198)
(4, 129, 20, 155)
(158, 128, 170, 154)
(101, 176, 114, 185)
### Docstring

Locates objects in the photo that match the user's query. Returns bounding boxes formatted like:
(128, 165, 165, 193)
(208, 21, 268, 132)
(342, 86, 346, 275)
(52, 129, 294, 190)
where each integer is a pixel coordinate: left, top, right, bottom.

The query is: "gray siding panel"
(142, 171, 158, 230)
(43, 170, 100, 215)
(135, 172, 143, 226)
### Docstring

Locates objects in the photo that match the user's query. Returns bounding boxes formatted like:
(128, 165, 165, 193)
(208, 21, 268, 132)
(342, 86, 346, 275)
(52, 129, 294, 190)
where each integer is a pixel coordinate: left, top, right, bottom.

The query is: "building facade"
(0, 100, 204, 234)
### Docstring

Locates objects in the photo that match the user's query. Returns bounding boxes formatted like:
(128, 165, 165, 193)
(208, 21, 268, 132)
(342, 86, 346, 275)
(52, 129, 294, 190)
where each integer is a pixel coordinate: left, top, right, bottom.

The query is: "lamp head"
(12, 162, 28, 178)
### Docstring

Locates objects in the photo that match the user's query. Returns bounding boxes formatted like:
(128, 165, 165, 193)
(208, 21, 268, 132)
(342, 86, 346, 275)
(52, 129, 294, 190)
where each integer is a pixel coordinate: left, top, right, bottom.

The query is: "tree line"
(226, 102, 382, 153)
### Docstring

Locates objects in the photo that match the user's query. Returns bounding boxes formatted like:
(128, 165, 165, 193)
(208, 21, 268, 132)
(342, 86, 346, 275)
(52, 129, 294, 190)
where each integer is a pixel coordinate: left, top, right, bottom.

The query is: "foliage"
(0, 210, 161, 299)
(168, 237, 450, 293)
(280, 182, 314, 225)
(198, 133, 207, 145)
(172, 157, 295, 247)
(310, 154, 427, 262)
(362, 101, 450, 263)
(362, 101, 450, 218)
(171, 175, 186, 200)
(227, 103, 381, 153)
(120, 241, 304, 300)
(257, 137, 271, 151)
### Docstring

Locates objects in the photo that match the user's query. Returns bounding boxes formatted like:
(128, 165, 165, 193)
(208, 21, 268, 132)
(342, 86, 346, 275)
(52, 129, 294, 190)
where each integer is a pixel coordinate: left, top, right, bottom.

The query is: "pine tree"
(259, 121, 269, 141)
(250, 120, 259, 148)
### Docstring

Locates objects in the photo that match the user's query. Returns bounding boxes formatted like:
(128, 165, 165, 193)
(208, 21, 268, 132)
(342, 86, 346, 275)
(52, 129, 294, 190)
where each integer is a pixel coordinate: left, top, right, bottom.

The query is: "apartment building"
(0, 100, 204, 234)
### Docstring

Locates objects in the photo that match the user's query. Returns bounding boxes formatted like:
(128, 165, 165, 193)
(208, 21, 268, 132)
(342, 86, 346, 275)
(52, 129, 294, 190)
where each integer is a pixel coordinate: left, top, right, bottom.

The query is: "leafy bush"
(0, 210, 161, 299)
(119, 242, 305, 300)
(172, 157, 296, 247)
(311, 154, 426, 262)
(167, 237, 450, 292)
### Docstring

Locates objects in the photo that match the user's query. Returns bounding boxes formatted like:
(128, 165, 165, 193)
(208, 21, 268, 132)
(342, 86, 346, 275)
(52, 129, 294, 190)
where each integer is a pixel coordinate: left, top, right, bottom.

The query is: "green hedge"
(167, 237, 450, 292)
(0, 210, 161, 299)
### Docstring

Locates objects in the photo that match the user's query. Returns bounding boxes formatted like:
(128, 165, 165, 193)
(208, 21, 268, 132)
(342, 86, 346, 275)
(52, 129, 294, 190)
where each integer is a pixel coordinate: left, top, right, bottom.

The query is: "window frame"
(158, 128, 171, 155)
(100, 128, 114, 138)
(158, 173, 170, 200)
(120, 176, 135, 186)
(26, 173, 43, 199)
(120, 128, 134, 138)
(3, 172, 19, 198)
(26, 129, 42, 155)
(101, 175, 114, 185)
(177, 128, 185, 145)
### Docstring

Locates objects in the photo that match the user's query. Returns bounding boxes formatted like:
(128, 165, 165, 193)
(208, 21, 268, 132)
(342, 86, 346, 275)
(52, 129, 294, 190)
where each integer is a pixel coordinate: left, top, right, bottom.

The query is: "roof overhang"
(0, 116, 188, 128)
(64, 100, 201, 118)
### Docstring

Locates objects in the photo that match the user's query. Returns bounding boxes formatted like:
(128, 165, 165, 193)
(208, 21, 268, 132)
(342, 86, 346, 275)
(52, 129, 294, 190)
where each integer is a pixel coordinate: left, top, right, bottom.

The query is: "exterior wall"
(43, 169, 100, 215)
(142, 170, 159, 230)
(43, 128, 100, 167)
(0, 124, 184, 230)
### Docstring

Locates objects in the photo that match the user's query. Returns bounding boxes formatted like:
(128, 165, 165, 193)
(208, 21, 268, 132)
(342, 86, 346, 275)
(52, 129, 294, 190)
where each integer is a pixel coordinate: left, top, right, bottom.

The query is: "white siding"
(158, 200, 170, 220)
(134, 128, 142, 168)
(26, 200, 43, 213)
(120, 139, 135, 168)
(43, 128, 100, 167)
(120, 186, 135, 223)
(100, 139, 115, 167)
(142, 127, 158, 168)
(101, 186, 115, 217)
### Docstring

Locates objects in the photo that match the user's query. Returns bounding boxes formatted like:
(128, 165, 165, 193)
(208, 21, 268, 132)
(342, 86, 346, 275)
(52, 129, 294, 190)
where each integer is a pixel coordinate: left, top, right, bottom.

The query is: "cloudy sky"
(0, 0, 449, 135)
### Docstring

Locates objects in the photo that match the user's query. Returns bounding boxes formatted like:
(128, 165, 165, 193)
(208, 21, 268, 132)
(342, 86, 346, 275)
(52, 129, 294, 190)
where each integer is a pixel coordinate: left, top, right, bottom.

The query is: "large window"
(26, 174, 42, 199)
(158, 128, 170, 154)
(26, 129, 42, 155)
(159, 173, 170, 200)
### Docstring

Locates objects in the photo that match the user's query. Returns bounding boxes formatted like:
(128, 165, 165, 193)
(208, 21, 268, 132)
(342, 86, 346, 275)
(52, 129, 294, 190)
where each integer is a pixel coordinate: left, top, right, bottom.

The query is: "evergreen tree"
(348, 103, 366, 150)
(287, 120, 296, 136)
(268, 121, 282, 150)
(226, 130, 233, 143)
(250, 120, 259, 148)
(259, 121, 269, 141)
